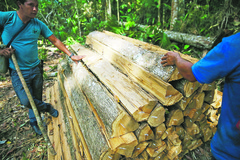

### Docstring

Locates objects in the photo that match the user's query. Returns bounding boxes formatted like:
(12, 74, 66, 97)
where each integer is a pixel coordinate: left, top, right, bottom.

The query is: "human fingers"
(161, 54, 167, 61)
(71, 55, 86, 61)
(161, 59, 170, 67)
(0, 48, 11, 57)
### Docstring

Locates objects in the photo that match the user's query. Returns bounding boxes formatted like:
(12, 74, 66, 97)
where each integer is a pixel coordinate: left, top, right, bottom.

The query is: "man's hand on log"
(161, 51, 180, 67)
(71, 55, 86, 64)
(0, 48, 15, 58)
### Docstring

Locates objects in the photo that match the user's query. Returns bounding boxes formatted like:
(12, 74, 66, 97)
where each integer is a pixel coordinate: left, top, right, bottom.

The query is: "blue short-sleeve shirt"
(192, 32, 240, 160)
(0, 11, 53, 70)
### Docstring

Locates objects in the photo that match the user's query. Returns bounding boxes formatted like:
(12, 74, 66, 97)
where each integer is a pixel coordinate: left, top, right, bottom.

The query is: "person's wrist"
(69, 53, 74, 59)
(236, 120, 240, 130)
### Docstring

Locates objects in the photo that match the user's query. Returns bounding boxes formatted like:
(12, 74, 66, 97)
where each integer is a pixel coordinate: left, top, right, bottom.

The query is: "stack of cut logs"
(46, 31, 222, 160)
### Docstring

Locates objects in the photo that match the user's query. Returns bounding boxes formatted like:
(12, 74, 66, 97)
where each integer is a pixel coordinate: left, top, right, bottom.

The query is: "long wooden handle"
(11, 53, 57, 156)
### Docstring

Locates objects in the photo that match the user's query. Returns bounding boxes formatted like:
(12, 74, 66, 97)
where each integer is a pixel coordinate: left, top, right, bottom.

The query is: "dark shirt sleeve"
(37, 19, 53, 39)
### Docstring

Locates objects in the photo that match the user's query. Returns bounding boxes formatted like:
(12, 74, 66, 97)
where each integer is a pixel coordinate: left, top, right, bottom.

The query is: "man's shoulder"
(0, 11, 16, 17)
(222, 32, 240, 43)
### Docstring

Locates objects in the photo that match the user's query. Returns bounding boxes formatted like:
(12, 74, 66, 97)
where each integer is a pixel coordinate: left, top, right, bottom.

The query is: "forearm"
(48, 34, 85, 63)
(175, 57, 196, 82)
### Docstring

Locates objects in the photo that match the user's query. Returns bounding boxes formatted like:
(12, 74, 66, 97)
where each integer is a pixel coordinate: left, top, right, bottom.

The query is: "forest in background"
(1, 0, 240, 57)
(0, 1, 239, 159)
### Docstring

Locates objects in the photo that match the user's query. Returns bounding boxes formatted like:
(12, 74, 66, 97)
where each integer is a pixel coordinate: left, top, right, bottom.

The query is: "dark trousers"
(10, 62, 47, 122)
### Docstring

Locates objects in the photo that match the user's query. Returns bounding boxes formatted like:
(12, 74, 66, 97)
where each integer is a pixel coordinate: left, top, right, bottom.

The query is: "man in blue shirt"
(0, 0, 85, 135)
(161, 32, 240, 159)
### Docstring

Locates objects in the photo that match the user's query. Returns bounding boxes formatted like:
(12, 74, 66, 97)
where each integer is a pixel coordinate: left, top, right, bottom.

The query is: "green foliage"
(0, 0, 239, 58)
(0, 75, 7, 81)
(38, 46, 48, 61)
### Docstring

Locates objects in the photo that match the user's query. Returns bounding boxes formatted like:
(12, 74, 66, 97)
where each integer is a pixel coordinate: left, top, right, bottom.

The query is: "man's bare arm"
(48, 35, 85, 63)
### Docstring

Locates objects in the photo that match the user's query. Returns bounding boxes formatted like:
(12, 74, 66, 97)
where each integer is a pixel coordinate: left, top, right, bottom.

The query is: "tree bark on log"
(46, 30, 222, 160)
(164, 30, 215, 49)
(58, 61, 109, 159)
(47, 80, 87, 159)
(88, 31, 175, 82)
(84, 33, 183, 106)
(70, 44, 158, 122)
(71, 58, 140, 136)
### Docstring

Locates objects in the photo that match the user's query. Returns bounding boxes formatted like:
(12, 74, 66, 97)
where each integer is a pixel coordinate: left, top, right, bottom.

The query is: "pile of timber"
(46, 31, 222, 160)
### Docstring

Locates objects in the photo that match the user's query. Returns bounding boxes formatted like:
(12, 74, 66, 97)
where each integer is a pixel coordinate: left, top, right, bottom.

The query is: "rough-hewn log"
(164, 30, 215, 49)
(211, 89, 222, 109)
(176, 91, 197, 110)
(103, 30, 199, 69)
(100, 149, 121, 160)
(47, 80, 86, 160)
(71, 44, 158, 122)
(154, 123, 167, 140)
(48, 83, 73, 160)
(146, 139, 167, 157)
(58, 61, 109, 159)
(166, 109, 184, 127)
(84, 35, 183, 106)
(167, 145, 182, 160)
(167, 131, 181, 146)
(71, 57, 140, 136)
(132, 142, 149, 158)
(135, 123, 155, 143)
(185, 123, 200, 137)
(147, 104, 166, 127)
(111, 112, 140, 138)
(188, 139, 203, 151)
(87, 31, 176, 82)
(187, 92, 205, 109)
(175, 126, 185, 140)
(109, 132, 138, 157)
(46, 30, 223, 159)
(153, 152, 168, 160)
(161, 127, 175, 140)
(171, 78, 202, 98)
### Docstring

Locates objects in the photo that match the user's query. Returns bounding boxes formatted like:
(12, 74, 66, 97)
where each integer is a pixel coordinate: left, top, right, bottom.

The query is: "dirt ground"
(0, 48, 61, 160)
(0, 48, 213, 160)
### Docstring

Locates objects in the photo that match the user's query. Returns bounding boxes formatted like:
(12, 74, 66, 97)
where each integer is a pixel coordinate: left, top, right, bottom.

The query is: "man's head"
(18, 0, 28, 4)
(17, 0, 38, 19)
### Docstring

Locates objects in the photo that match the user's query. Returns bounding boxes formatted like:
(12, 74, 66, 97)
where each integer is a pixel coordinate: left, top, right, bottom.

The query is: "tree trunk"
(170, 0, 178, 30)
(116, 22, 216, 49)
(117, 0, 119, 22)
(158, 0, 161, 25)
(164, 30, 215, 49)
(106, 0, 112, 20)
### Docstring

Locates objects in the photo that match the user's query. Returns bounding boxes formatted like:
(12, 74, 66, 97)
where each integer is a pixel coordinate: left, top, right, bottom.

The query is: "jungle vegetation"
(1, 0, 239, 55)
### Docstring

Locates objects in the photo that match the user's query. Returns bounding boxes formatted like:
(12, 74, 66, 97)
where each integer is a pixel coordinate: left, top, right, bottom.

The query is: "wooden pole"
(11, 53, 57, 156)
